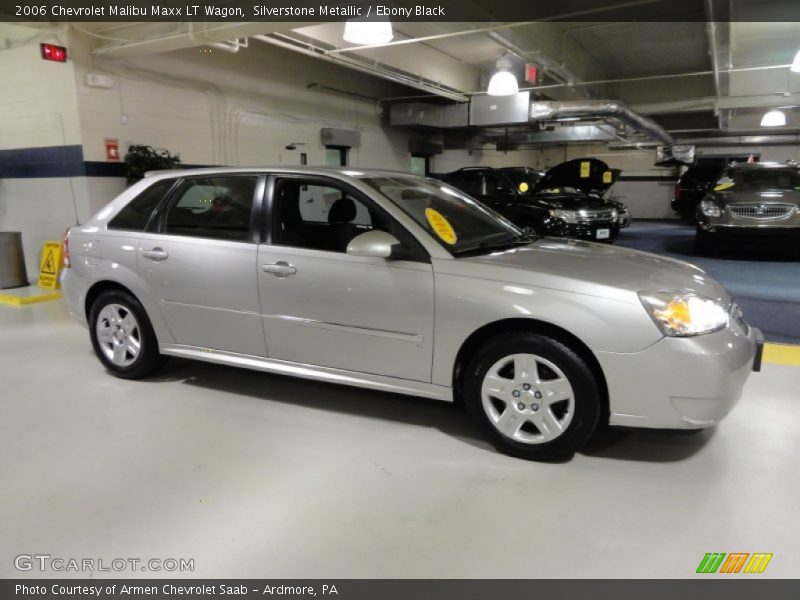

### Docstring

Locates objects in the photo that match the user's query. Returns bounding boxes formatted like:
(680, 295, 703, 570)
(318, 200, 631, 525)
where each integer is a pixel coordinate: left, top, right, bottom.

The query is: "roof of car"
(727, 161, 799, 170)
(143, 166, 428, 180)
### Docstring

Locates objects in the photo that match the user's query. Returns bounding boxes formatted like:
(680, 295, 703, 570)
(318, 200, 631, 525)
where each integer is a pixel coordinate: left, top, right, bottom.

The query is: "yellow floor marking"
(0, 291, 62, 307)
(763, 343, 800, 367)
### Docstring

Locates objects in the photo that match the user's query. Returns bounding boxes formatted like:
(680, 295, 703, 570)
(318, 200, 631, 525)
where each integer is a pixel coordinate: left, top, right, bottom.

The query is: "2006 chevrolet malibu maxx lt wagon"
(62, 167, 763, 460)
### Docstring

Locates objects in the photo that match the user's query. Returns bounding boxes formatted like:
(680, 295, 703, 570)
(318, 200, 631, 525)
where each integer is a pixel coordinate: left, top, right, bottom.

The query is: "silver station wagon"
(62, 167, 762, 460)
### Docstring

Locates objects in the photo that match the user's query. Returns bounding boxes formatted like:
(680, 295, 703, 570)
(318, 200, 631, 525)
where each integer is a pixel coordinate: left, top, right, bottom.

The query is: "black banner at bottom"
(3, 579, 800, 600)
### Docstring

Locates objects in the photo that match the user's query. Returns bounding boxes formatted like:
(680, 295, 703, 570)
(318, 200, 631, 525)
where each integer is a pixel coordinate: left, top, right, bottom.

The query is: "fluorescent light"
(487, 57, 519, 96)
(343, 21, 393, 45)
(792, 50, 800, 73)
(760, 109, 786, 127)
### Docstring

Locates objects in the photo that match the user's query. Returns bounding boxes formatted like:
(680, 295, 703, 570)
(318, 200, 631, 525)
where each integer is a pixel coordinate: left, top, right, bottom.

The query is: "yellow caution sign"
(603, 170, 613, 184)
(580, 161, 591, 178)
(38, 241, 62, 289)
(425, 208, 458, 245)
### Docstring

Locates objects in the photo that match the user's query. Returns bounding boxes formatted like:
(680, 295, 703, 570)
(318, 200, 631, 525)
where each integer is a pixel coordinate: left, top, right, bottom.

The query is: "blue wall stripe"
(0, 145, 212, 179)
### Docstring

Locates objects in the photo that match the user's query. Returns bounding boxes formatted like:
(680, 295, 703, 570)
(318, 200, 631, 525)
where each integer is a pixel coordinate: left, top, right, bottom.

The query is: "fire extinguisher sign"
(105, 138, 120, 161)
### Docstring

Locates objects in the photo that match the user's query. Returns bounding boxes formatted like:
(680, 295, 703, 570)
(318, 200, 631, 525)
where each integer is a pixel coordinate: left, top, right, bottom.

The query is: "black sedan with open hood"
(441, 158, 626, 243)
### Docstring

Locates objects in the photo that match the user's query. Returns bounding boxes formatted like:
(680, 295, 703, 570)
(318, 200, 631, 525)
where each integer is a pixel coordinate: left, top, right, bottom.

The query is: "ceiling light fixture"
(760, 109, 787, 127)
(343, 20, 393, 45)
(792, 50, 800, 73)
(487, 57, 519, 97)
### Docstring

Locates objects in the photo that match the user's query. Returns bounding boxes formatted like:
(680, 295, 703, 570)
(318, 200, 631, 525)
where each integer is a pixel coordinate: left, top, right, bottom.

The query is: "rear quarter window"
(107, 178, 175, 231)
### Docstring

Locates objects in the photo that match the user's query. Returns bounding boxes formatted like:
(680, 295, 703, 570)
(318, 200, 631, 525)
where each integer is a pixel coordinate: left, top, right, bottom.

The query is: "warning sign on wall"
(38, 241, 62, 289)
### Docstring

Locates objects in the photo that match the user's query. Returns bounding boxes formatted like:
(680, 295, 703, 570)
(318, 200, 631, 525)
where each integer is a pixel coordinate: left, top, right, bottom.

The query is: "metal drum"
(0, 231, 30, 289)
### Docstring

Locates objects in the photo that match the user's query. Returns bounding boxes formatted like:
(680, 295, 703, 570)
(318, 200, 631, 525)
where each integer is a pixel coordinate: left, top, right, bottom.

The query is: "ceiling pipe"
(530, 100, 675, 145)
(252, 34, 468, 102)
(705, 0, 723, 128)
(325, 0, 659, 55)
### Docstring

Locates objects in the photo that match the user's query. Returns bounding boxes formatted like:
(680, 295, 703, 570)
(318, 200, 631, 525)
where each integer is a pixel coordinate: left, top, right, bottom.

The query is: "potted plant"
(124, 144, 181, 185)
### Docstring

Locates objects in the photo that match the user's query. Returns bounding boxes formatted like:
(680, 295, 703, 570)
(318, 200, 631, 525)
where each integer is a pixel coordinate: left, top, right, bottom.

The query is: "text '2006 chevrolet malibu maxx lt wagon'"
(62, 167, 763, 461)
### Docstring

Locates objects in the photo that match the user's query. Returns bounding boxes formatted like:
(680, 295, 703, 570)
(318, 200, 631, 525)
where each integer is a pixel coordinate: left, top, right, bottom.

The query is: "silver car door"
(257, 175, 435, 382)
(137, 174, 267, 357)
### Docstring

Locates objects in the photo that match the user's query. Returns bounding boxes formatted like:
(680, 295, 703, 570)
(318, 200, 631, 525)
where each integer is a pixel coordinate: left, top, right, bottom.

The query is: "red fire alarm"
(525, 63, 538, 84)
(104, 138, 120, 161)
(40, 43, 68, 63)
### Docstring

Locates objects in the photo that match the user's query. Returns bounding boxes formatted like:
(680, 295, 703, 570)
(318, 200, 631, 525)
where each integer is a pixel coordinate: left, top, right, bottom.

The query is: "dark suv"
(696, 161, 800, 252)
(672, 164, 723, 220)
(441, 158, 625, 243)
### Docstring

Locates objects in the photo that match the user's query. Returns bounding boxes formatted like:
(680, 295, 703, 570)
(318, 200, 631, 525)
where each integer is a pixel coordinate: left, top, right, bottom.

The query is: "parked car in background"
(62, 167, 761, 461)
(695, 161, 800, 253)
(673, 164, 723, 221)
(441, 158, 628, 242)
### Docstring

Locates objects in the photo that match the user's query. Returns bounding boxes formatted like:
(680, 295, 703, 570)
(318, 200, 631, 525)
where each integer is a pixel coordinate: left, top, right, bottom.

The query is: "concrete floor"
(1, 300, 798, 578)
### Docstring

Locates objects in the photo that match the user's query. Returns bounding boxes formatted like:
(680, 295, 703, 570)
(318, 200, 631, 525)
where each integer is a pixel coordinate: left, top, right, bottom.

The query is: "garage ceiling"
(78, 0, 800, 139)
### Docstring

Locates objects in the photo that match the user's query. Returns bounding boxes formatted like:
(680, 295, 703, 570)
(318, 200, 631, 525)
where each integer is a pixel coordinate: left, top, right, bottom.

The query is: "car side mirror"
(346, 230, 403, 259)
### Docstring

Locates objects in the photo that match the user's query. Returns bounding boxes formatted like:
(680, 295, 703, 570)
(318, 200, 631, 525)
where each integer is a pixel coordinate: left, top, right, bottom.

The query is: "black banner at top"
(2, 0, 800, 22)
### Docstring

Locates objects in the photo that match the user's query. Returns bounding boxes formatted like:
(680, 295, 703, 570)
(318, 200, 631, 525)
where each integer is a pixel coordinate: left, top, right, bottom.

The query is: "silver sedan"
(62, 167, 761, 461)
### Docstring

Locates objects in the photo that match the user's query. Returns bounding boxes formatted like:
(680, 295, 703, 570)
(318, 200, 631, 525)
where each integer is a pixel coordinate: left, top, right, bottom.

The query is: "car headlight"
(549, 209, 578, 224)
(699, 200, 721, 217)
(609, 208, 618, 221)
(638, 291, 729, 337)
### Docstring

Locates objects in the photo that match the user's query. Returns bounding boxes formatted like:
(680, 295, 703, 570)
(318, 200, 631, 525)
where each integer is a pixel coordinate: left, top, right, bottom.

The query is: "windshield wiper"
(454, 236, 532, 256)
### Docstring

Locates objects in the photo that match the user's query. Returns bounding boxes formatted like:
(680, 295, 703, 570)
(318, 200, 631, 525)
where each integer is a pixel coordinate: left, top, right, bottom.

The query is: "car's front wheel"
(463, 333, 602, 461)
(89, 290, 164, 379)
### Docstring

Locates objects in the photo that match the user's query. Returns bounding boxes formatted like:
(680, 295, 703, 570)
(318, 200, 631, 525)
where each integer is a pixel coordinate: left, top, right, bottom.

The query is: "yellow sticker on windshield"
(425, 208, 457, 245)
(519, 182, 529, 193)
(580, 161, 591, 178)
(714, 182, 735, 191)
(602, 170, 613, 184)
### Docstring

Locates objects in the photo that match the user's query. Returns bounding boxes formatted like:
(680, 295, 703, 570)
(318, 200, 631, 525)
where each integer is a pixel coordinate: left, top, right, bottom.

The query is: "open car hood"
(532, 158, 620, 196)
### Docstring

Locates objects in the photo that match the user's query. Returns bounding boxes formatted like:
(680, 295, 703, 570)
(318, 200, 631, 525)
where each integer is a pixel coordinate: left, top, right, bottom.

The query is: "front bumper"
(544, 218, 620, 242)
(599, 322, 760, 429)
(697, 221, 800, 240)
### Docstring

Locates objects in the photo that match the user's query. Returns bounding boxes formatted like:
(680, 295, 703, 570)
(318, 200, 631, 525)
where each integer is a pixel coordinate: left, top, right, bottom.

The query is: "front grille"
(574, 209, 616, 224)
(728, 203, 795, 220)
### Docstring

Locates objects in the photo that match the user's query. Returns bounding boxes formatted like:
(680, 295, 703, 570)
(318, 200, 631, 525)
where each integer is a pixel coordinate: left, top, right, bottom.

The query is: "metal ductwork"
(529, 100, 675, 145)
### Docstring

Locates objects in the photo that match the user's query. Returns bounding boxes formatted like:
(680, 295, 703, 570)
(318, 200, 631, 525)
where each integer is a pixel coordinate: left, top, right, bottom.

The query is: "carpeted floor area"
(616, 220, 800, 344)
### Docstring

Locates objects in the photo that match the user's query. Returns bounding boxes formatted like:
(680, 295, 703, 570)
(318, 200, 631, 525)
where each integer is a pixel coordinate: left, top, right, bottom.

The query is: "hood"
(711, 188, 800, 207)
(451, 238, 728, 303)
(533, 158, 620, 197)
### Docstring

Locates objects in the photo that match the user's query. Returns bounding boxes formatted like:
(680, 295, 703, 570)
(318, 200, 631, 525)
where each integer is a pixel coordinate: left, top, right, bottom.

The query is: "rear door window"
(163, 176, 258, 241)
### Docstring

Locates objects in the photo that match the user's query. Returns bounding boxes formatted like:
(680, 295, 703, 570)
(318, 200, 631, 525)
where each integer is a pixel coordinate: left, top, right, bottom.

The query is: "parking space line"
(763, 343, 800, 367)
(0, 291, 62, 307)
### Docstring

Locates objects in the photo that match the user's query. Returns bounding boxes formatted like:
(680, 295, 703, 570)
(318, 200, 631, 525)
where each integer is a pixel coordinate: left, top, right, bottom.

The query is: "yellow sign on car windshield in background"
(519, 182, 529, 193)
(38, 241, 62, 289)
(715, 182, 735, 191)
(603, 170, 613, 184)
(580, 161, 591, 178)
(425, 208, 458, 245)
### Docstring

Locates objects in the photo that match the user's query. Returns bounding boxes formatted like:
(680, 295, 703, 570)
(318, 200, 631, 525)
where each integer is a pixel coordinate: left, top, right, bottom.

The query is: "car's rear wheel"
(463, 333, 601, 461)
(695, 229, 716, 256)
(89, 290, 164, 379)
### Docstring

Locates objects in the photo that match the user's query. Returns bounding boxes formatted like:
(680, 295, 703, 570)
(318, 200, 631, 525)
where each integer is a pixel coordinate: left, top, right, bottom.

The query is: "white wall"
(0, 24, 93, 277)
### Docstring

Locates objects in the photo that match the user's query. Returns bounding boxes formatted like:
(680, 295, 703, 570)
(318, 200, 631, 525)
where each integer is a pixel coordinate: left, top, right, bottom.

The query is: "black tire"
(463, 332, 601, 461)
(88, 289, 164, 379)
(694, 229, 715, 256)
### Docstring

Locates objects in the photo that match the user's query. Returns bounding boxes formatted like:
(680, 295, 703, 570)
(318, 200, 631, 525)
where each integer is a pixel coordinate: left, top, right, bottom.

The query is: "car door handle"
(142, 248, 169, 261)
(261, 261, 297, 277)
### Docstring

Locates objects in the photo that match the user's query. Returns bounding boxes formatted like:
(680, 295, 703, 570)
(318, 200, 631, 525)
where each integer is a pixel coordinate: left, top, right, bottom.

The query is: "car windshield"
(714, 167, 800, 192)
(503, 171, 543, 195)
(361, 175, 526, 255)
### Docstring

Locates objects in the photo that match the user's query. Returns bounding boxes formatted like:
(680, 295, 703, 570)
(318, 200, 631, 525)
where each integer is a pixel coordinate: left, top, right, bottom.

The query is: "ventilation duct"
(529, 100, 675, 146)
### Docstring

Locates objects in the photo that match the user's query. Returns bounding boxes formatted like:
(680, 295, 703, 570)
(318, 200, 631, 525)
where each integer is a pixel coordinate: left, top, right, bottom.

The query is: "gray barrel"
(0, 232, 30, 289)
